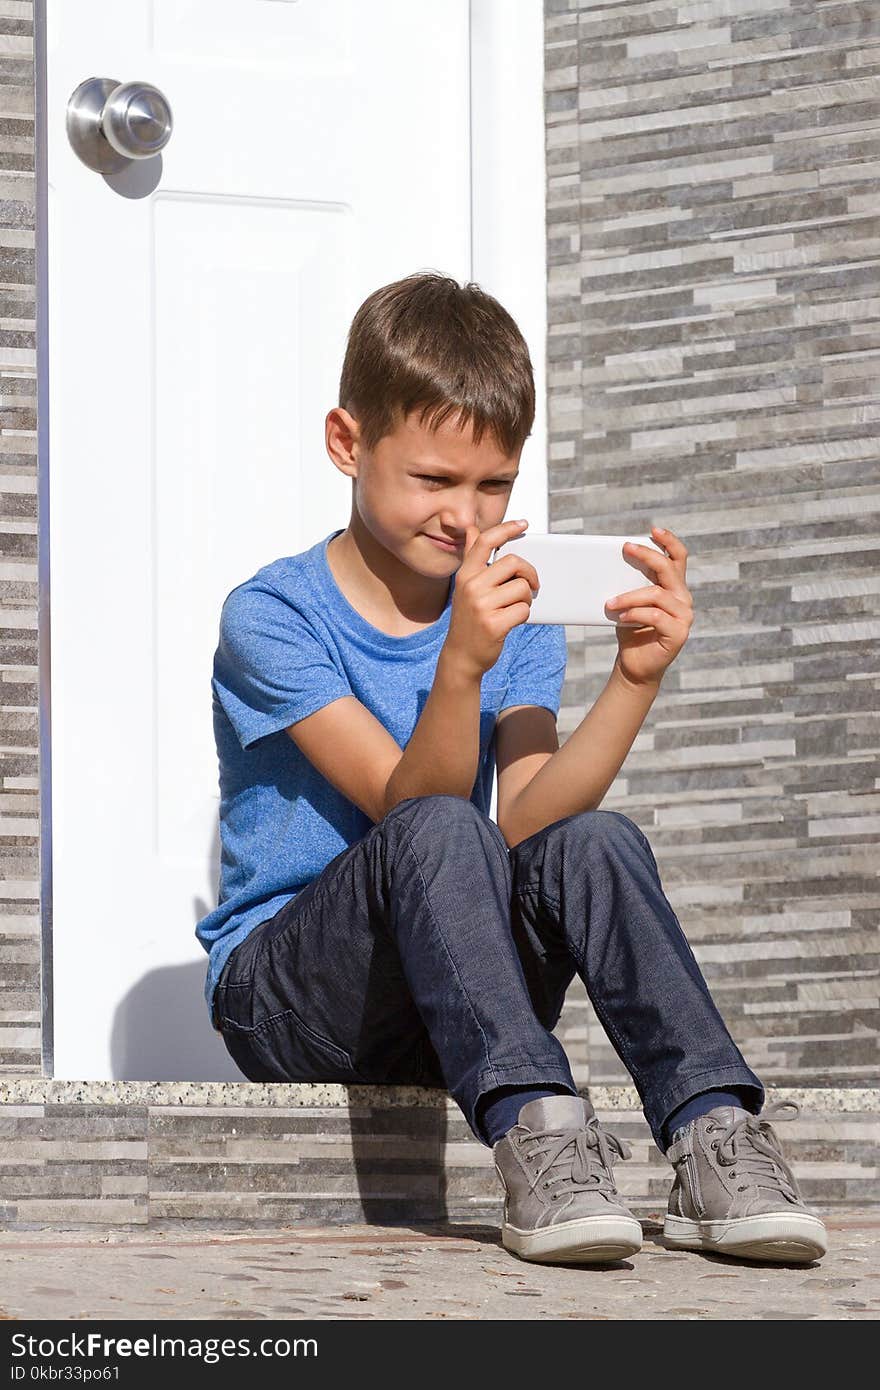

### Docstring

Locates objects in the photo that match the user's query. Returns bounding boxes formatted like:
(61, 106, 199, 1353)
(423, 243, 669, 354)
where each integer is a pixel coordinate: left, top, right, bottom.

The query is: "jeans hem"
(466, 1062, 579, 1147)
(646, 1063, 766, 1153)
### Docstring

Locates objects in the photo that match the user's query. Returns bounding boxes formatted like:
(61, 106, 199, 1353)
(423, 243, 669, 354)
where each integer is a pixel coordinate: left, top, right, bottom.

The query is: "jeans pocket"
(215, 970, 262, 1032)
(221, 1005, 368, 1084)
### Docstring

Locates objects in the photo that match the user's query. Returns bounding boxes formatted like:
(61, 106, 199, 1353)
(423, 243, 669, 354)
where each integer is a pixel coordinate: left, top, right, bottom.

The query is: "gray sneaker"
(492, 1094, 643, 1264)
(664, 1100, 827, 1262)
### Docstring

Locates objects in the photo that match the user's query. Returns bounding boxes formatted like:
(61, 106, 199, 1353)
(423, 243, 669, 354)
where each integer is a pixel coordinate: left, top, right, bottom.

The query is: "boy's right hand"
(443, 520, 541, 682)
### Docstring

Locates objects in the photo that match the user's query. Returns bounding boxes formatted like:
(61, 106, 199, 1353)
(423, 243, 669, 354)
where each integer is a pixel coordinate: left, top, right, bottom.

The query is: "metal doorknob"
(67, 77, 173, 174)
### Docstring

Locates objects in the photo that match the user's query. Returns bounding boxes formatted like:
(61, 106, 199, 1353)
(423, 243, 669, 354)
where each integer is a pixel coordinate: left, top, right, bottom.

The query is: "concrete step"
(0, 1082, 876, 1229)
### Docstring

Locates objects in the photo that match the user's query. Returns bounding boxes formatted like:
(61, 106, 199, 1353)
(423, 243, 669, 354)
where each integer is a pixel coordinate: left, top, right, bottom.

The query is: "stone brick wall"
(545, 0, 879, 1090)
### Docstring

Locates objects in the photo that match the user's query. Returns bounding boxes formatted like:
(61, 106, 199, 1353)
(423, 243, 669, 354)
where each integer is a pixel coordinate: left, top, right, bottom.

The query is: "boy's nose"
(441, 511, 478, 531)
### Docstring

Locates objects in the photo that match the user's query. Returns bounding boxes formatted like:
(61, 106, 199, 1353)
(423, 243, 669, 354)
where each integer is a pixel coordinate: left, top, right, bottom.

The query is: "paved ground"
(0, 1212, 877, 1320)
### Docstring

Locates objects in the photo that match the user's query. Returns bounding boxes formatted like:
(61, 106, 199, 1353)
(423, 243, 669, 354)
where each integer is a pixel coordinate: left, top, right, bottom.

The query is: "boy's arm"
(382, 649, 482, 815)
(284, 647, 482, 825)
(498, 657, 660, 850)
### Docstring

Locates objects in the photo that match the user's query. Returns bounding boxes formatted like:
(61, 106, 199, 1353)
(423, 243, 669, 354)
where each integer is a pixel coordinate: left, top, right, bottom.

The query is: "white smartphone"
(488, 531, 669, 627)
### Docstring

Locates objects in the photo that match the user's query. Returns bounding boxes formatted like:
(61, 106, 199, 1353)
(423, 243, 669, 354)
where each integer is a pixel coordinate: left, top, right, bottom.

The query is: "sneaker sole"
(663, 1211, 827, 1262)
(503, 1214, 643, 1265)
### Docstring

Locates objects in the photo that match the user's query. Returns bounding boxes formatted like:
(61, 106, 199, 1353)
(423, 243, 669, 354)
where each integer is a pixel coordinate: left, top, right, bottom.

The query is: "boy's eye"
(416, 475, 511, 489)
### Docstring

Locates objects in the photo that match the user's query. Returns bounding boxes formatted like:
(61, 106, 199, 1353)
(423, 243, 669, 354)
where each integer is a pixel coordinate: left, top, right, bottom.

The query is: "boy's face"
(329, 405, 521, 574)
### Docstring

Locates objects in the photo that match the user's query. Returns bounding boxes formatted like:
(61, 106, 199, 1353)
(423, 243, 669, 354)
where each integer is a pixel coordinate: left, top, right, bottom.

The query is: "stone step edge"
(0, 1081, 876, 1111)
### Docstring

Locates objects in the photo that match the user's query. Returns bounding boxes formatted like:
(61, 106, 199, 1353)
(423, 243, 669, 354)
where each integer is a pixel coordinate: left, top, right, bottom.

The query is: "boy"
(197, 271, 827, 1267)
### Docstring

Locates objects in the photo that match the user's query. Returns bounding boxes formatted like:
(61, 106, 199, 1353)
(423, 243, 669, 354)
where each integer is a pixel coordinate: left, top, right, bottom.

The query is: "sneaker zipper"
(683, 1150, 704, 1216)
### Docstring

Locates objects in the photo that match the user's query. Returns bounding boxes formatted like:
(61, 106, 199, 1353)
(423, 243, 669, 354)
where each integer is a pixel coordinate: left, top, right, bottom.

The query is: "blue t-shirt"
(196, 527, 568, 1028)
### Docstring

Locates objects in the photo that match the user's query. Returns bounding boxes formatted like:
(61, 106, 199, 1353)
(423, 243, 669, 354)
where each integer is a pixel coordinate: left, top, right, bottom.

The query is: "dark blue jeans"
(213, 796, 764, 1148)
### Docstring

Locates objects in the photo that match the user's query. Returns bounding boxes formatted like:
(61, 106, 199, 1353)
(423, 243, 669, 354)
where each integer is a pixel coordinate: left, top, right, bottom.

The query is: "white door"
(44, 0, 548, 1079)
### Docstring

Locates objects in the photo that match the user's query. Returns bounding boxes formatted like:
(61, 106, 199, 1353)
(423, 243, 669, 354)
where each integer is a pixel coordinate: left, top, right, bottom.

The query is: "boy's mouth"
(423, 534, 463, 552)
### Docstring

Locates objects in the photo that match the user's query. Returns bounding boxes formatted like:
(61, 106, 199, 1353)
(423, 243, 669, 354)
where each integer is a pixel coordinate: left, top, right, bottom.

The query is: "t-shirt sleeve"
(212, 581, 353, 751)
(500, 622, 568, 717)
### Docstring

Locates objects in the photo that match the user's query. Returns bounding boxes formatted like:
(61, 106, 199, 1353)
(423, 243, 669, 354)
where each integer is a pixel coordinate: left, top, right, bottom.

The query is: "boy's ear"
(326, 408, 361, 472)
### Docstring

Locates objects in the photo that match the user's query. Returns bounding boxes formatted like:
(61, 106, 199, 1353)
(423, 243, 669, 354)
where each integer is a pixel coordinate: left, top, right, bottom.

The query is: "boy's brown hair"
(338, 270, 535, 457)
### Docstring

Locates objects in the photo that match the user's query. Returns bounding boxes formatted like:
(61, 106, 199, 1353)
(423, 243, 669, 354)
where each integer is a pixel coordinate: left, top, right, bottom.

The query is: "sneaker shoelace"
(516, 1115, 632, 1201)
(709, 1099, 801, 1200)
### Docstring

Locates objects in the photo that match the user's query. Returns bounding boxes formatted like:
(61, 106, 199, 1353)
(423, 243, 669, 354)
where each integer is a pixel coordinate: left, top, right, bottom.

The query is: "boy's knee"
(554, 808, 650, 850)
(382, 794, 506, 855)
(385, 793, 488, 825)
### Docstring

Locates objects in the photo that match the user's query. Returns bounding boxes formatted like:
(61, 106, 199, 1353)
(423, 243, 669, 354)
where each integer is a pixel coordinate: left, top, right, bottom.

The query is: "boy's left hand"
(604, 525, 693, 688)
